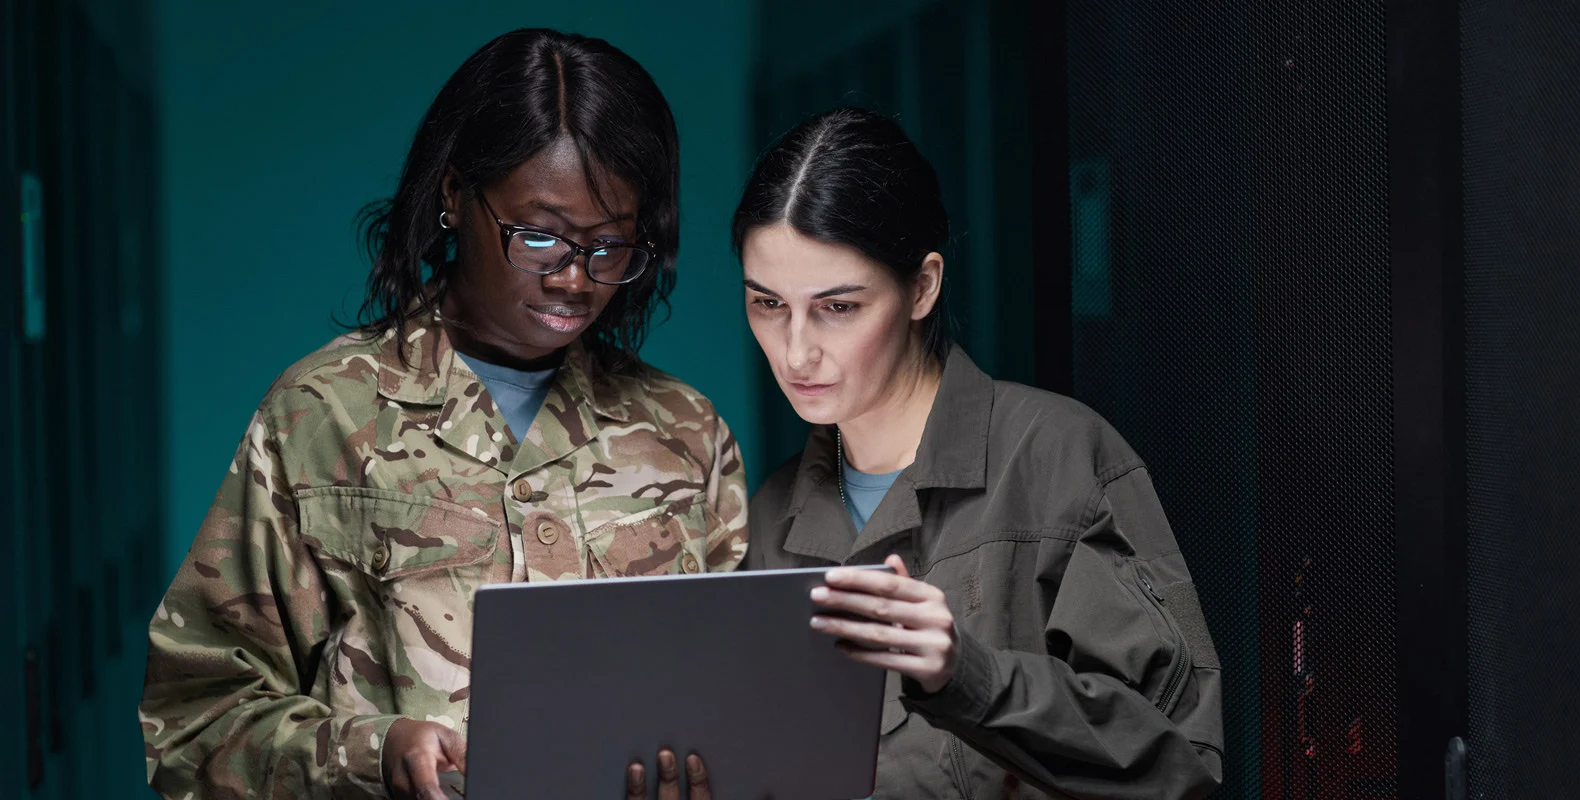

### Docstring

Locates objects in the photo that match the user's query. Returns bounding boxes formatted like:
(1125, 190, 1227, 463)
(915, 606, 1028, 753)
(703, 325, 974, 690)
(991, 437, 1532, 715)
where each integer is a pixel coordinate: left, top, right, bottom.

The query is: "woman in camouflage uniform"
(140, 29, 747, 800)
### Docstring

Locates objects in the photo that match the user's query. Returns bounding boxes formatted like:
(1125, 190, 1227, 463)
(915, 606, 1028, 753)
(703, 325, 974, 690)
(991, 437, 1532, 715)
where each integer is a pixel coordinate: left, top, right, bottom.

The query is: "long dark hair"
(356, 28, 680, 375)
(731, 107, 952, 362)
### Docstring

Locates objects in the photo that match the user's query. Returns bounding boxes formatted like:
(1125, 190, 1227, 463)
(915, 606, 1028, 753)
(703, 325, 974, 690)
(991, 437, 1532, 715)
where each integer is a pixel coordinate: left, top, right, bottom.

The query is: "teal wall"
(157, 1, 761, 577)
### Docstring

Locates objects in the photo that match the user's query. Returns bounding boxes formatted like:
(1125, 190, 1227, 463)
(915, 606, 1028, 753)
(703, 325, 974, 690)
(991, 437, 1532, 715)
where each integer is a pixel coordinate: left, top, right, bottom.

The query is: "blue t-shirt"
(457, 352, 558, 444)
(841, 461, 904, 533)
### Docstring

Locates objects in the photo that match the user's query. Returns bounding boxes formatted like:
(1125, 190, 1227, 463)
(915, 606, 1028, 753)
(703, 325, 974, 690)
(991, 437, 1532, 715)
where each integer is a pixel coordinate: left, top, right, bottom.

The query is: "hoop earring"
(439, 210, 455, 230)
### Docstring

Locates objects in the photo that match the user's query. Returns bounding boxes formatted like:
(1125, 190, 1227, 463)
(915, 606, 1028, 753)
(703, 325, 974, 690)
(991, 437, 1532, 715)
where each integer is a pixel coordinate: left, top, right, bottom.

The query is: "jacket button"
(371, 545, 391, 572)
(511, 478, 533, 503)
(536, 520, 559, 545)
(681, 554, 700, 574)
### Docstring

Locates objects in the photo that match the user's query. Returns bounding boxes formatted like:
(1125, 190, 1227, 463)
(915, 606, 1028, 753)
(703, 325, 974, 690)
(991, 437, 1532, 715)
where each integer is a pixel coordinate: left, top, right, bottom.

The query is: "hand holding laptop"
(626, 748, 717, 800)
(810, 554, 960, 694)
(383, 718, 468, 800)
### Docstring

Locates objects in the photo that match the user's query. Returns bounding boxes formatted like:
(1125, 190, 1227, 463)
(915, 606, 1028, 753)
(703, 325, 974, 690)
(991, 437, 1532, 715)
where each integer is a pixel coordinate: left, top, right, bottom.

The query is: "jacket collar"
(373, 314, 633, 474)
(902, 345, 993, 491)
(780, 346, 994, 562)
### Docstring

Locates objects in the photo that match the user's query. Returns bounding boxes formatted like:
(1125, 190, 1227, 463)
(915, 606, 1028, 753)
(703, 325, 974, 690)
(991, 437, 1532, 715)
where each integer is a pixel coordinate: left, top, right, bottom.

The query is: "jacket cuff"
(329, 713, 406, 796)
(900, 626, 998, 726)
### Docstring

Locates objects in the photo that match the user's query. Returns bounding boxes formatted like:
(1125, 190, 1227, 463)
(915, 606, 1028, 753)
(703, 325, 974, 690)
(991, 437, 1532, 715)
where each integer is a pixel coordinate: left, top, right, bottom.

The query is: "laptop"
(458, 565, 892, 799)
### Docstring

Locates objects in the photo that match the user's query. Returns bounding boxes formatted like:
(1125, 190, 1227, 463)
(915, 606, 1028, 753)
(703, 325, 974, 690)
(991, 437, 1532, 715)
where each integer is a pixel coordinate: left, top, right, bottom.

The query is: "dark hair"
(356, 28, 680, 375)
(731, 107, 952, 362)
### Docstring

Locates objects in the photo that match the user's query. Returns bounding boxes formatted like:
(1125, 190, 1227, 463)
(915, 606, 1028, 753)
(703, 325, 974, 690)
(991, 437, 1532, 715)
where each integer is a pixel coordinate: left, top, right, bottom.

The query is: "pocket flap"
(298, 488, 499, 579)
(1159, 580, 1221, 669)
(880, 670, 908, 734)
(584, 493, 712, 577)
(880, 700, 909, 734)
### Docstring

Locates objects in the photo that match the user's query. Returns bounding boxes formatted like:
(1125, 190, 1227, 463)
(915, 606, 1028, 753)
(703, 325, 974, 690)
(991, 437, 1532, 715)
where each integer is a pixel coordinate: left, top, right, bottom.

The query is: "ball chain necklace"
(835, 427, 847, 506)
(834, 367, 939, 509)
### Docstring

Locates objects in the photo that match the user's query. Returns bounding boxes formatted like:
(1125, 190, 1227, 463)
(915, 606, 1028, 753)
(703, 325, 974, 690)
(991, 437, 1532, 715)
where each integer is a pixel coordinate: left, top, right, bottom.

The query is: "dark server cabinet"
(754, 1, 1580, 798)
(4, 0, 165, 797)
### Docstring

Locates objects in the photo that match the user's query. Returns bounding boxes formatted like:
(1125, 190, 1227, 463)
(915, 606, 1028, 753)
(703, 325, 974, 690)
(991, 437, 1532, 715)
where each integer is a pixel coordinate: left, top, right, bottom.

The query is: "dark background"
(4, 0, 1577, 796)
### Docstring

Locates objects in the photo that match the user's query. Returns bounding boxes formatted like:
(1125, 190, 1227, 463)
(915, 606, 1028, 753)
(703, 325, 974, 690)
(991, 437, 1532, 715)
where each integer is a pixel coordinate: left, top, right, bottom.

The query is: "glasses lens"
(587, 245, 652, 284)
(507, 230, 572, 273)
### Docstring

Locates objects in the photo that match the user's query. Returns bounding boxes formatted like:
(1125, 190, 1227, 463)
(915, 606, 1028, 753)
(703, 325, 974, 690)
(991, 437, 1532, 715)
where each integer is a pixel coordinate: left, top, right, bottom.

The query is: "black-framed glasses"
(474, 189, 655, 286)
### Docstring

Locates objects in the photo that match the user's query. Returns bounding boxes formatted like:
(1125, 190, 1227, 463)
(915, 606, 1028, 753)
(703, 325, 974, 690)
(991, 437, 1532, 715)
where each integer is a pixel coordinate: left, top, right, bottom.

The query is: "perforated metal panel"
(1067, 1, 1397, 796)
(1462, 1, 1580, 797)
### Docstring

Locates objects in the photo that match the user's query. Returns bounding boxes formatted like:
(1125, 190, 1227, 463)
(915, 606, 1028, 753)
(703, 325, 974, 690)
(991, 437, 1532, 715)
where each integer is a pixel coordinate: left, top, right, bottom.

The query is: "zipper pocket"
(948, 736, 976, 800)
(1140, 571, 1191, 715)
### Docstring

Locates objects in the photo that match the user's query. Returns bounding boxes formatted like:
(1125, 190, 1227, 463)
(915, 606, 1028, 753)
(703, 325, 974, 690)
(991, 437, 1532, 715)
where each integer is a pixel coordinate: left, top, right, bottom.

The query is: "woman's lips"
(789, 382, 834, 396)
(527, 304, 590, 333)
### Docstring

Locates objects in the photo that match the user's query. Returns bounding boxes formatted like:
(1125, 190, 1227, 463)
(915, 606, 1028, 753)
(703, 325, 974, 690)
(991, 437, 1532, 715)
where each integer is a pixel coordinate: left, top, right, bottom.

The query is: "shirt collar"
(777, 346, 994, 559)
(373, 312, 632, 423)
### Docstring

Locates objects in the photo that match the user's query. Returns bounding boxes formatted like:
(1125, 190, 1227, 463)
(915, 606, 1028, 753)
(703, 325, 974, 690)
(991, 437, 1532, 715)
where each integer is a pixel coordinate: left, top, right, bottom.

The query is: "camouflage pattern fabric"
(140, 314, 748, 798)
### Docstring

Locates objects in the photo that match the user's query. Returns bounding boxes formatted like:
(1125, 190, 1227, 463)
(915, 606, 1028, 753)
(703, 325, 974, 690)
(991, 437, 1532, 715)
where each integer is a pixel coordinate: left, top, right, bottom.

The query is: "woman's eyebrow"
(743, 279, 781, 297)
(743, 280, 868, 299)
(812, 284, 867, 299)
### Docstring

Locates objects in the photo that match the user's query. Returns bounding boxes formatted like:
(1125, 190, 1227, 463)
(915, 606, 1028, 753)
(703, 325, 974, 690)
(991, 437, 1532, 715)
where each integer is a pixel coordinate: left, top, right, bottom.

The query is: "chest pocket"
(298, 487, 502, 583)
(583, 492, 715, 578)
(297, 487, 504, 715)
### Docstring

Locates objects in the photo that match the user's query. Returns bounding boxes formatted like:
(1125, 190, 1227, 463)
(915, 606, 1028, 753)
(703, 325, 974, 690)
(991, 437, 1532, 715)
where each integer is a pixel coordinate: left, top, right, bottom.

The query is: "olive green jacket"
(747, 347, 1223, 800)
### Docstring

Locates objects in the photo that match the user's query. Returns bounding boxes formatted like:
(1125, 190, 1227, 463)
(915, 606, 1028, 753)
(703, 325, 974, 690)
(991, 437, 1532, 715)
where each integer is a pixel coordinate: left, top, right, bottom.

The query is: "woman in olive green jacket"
(735, 108, 1224, 800)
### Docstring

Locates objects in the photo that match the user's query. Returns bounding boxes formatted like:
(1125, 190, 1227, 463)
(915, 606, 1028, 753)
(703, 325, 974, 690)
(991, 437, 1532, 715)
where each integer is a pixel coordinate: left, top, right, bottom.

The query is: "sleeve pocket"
(1159, 580, 1221, 670)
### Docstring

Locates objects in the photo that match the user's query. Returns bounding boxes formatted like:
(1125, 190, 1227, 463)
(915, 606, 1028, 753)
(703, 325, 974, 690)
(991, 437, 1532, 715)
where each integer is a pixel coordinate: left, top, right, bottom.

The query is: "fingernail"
(810, 616, 827, 630)
(827, 568, 850, 582)
(810, 586, 829, 601)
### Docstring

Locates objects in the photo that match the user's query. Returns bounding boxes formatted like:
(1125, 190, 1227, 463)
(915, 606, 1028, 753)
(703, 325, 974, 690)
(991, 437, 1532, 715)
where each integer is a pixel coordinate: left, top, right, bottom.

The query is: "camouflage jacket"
(140, 315, 748, 798)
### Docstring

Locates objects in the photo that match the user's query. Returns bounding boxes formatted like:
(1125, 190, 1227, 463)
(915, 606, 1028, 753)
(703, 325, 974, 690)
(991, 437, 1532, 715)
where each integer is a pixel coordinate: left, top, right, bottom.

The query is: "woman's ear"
(440, 167, 463, 223)
(910, 252, 945, 321)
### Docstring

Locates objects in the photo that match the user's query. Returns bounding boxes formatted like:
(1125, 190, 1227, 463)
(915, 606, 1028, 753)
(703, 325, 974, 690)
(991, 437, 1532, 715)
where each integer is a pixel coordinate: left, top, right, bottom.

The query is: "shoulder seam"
(267, 336, 382, 396)
(1096, 459, 1146, 487)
